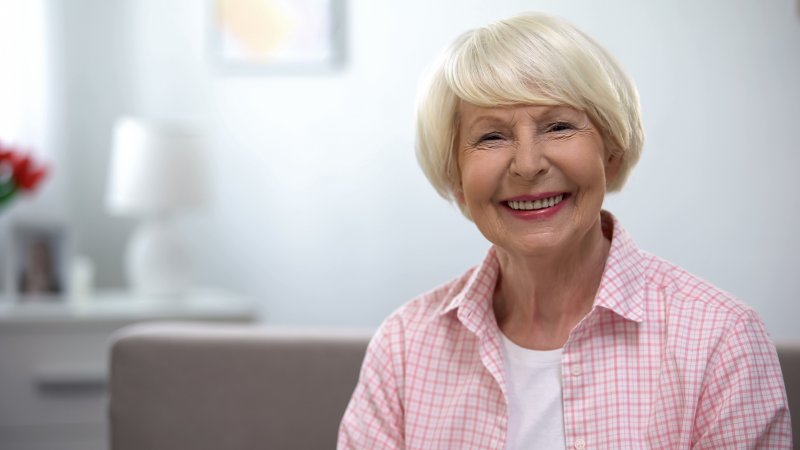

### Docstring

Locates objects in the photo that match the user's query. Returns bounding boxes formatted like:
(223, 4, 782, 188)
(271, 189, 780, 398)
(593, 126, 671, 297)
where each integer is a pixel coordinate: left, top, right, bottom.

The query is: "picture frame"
(208, 0, 346, 74)
(6, 221, 70, 304)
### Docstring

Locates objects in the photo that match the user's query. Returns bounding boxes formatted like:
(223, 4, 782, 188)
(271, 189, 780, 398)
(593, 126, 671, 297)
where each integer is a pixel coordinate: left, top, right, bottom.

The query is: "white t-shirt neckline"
(500, 332, 567, 450)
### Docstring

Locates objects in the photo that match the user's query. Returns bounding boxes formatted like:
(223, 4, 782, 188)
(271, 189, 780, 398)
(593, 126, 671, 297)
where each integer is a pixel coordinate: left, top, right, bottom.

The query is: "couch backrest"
(109, 323, 372, 450)
(776, 341, 800, 450)
(109, 324, 798, 450)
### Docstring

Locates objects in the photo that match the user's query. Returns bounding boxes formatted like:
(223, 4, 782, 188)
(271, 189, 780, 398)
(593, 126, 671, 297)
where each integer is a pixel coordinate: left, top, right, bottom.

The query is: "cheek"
(460, 158, 500, 202)
(556, 150, 608, 188)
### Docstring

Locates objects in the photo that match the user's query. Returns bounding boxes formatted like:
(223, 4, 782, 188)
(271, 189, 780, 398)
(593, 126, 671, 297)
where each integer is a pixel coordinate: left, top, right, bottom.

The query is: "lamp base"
(125, 217, 192, 297)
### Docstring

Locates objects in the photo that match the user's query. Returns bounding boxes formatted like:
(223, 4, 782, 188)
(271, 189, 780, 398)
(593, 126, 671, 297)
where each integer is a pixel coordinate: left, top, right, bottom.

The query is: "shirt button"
(571, 365, 582, 376)
(574, 437, 586, 449)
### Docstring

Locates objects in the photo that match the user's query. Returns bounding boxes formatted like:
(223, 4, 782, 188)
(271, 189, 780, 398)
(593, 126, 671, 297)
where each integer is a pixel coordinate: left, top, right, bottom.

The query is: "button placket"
(563, 336, 586, 450)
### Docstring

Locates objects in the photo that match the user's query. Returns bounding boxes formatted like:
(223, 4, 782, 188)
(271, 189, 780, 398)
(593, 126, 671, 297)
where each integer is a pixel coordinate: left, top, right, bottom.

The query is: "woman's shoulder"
(607, 214, 760, 335)
(639, 250, 762, 334)
(375, 265, 481, 342)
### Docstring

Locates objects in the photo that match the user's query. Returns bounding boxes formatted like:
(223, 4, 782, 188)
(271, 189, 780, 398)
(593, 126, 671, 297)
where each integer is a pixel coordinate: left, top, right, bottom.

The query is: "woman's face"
(456, 102, 620, 257)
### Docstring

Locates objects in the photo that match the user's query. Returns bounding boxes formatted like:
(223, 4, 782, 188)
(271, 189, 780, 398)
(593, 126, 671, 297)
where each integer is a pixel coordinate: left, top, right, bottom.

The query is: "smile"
(506, 194, 565, 211)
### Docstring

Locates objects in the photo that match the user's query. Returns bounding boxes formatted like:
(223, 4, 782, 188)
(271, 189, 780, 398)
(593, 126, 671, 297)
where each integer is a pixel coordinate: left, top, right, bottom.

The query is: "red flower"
(10, 153, 48, 191)
(0, 141, 49, 208)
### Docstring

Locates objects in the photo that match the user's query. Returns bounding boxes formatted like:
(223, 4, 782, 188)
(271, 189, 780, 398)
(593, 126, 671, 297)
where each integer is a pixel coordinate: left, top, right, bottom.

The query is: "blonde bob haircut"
(415, 12, 644, 216)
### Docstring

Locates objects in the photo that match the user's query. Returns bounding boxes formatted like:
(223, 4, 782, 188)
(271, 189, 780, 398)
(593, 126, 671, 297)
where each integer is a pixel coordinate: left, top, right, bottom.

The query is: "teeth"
(508, 194, 564, 211)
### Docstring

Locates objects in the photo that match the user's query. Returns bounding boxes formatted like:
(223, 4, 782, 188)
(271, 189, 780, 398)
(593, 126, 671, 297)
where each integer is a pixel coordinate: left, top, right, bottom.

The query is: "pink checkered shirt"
(338, 213, 791, 449)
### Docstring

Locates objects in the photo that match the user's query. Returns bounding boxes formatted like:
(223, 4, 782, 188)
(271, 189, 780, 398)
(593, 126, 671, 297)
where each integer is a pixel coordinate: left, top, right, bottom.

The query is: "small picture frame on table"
(6, 221, 70, 304)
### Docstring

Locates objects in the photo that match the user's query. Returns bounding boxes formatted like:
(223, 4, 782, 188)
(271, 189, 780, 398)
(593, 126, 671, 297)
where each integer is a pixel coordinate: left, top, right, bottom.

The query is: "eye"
(478, 132, 505, 142)
(546, 122, 574, 133)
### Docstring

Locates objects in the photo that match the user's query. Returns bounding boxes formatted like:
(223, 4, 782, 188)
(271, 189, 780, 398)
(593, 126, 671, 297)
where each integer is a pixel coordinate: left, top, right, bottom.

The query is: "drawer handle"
(33, 366, 107, 393)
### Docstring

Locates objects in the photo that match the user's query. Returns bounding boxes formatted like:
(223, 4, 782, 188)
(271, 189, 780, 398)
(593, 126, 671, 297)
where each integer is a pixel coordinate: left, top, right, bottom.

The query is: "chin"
(499, 233, 567, 257)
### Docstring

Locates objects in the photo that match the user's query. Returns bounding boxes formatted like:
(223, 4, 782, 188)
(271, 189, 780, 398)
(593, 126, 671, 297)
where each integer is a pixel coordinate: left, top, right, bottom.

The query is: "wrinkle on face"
(454, 100, 615, 260)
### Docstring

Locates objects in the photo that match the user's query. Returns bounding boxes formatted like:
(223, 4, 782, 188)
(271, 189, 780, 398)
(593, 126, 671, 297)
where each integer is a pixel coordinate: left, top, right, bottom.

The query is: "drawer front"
(0, 326, 117, 427)
(0, 422, 106, 450)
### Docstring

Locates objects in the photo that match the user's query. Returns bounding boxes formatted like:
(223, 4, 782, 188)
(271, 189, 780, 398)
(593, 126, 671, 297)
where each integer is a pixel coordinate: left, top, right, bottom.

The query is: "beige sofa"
(108, 322, 799, 450)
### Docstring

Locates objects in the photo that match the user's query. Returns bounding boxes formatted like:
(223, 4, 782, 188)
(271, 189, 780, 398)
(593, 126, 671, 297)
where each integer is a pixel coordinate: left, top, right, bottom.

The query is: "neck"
(493, 216, 611, 350)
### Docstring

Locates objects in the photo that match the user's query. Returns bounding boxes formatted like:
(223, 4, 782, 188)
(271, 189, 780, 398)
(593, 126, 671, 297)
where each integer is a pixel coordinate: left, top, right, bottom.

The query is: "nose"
(510, 139, 549, 180)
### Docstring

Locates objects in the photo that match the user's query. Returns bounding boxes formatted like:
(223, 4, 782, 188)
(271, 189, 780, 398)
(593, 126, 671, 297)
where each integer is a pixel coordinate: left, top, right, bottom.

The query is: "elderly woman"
(339, 12, 790, 449)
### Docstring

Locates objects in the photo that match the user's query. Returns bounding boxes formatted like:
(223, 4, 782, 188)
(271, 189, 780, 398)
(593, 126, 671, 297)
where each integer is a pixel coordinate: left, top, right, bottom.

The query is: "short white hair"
(415, 12, 644, 214)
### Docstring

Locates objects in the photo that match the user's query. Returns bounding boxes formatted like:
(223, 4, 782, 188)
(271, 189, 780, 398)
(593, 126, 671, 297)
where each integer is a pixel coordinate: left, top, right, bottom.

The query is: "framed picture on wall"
(208, 0, 346, 74)
(7, 221, 70, 304)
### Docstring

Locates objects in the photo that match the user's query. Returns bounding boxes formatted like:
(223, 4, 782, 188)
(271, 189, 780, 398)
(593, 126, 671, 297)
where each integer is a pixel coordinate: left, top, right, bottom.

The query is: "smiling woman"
(414, 13, 643, 216)
(338, 11, 791, 450)
(456, 103, 614, 262)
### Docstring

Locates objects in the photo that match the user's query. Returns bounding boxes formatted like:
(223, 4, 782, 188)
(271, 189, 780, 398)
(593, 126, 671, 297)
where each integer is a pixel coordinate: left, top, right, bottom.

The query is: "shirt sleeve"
(692, 309, 792, 449)
(338, 315, 406, 449)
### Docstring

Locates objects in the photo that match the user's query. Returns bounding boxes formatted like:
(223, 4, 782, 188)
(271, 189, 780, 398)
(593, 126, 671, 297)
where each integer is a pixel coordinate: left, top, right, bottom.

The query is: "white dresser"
(0, 288, 259, 450)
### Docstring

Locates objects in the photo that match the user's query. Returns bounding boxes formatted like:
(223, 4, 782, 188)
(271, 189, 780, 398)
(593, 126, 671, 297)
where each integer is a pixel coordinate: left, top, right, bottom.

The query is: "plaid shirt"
(339, 213, 791, 449)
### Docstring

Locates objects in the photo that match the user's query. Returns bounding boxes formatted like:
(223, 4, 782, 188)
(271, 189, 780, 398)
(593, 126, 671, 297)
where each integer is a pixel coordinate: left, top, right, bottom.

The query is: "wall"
(0, 0, 66, 219)
(57, 0, 800, 337)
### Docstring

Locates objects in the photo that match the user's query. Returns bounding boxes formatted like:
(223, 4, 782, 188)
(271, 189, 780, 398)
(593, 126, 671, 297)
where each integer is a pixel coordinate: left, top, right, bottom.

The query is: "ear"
(604, 151, 623, 184)
(455, 189, 466, 205)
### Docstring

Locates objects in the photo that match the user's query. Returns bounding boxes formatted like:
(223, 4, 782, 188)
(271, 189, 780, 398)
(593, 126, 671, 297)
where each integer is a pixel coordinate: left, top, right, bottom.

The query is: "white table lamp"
(106, 117, 209, 297)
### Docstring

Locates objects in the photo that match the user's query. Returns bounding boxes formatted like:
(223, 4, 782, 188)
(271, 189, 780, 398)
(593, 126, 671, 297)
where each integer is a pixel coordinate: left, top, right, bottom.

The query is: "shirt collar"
(440, 247, 501, 335)
(440, 210, 647, 328)
(593, 211, 646, 323)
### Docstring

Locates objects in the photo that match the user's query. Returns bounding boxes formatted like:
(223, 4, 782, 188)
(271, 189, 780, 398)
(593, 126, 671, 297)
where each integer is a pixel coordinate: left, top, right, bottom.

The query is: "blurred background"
(1, 0, 799, 336)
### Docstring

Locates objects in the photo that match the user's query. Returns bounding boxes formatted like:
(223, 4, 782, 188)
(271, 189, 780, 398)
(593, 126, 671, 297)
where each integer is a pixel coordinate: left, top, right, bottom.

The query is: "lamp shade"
(106, 117, 209, 217)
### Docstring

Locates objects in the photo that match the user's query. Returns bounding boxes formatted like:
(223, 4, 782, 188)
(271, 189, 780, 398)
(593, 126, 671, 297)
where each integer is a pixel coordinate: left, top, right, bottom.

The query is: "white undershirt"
(500, 333, 567, 450)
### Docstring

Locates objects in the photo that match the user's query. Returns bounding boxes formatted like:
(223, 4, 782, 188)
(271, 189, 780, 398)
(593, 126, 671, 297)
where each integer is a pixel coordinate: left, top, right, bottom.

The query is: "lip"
(501, 192, 571, 221)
